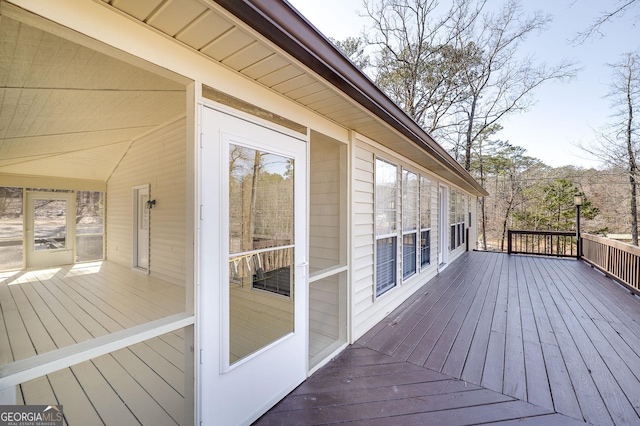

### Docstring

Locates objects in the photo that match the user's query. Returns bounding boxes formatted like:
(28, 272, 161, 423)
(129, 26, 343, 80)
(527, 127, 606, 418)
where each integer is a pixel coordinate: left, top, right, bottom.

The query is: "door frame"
(25, 191, 76, 269)
(132, 184, 150, 273)
(198, 104, 309, 425)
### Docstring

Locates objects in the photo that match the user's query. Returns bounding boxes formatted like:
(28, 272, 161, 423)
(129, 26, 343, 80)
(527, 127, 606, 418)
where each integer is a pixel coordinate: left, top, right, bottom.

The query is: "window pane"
(34, 199, 67, 250)
(229, 145, 294, 253)
(375, 159, 397, 236)
(420, 230, 430, 268)
(228, 144, 295, 365)
(376, 236, 396, 296)
(402, 170, 418, 232)
(76, 191, 104, 262)
(402, 233, 416, 279)
(420, 177, 431, 230)
(449, 190, 456, 224)
(0, 187, 23, 270)
(450, 225, 456, 251)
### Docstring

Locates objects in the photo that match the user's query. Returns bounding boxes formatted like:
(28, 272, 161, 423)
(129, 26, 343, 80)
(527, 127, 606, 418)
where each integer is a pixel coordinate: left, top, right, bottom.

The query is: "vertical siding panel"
(106, 117, 187, 286)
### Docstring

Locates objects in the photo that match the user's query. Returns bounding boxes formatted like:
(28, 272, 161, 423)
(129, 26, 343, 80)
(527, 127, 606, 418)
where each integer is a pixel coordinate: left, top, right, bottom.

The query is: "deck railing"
(581, 233, 640, 293)
(507, 230, 578, 258)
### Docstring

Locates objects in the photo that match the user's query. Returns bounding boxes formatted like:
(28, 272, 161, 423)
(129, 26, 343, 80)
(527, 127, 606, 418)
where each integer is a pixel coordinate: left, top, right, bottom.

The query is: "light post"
(574, 194, 583, 260)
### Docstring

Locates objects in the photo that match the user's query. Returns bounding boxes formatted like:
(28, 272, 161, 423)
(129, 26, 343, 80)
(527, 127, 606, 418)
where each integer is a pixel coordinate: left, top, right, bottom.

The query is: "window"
(449, 190, 467, 251)
(420, 177, 431, 268)
(402, 170, 418, 279)
(375, 159, 398, 296)
(0, 187, 23, 270)
(76, 191, 105, 262)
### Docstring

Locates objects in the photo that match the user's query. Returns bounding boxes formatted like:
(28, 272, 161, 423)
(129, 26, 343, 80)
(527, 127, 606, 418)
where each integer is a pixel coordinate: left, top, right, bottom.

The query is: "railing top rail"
(581, 233, 640, 256)
(508, 230, 576, 237)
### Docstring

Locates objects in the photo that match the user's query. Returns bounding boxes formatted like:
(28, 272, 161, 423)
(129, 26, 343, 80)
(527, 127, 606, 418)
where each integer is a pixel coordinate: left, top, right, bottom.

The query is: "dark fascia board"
(212, 0, 488, 197)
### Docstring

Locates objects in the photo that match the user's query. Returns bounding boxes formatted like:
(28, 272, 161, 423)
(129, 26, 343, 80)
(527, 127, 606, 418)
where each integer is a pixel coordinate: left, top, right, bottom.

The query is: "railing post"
(507, 230, 512, 255)
(576, 204, 581, 260)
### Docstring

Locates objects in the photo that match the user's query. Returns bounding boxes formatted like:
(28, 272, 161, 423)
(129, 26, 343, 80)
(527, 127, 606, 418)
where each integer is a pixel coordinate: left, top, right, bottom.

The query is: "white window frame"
(449, 190, 467, 251)
(420, 176, 432, 269)
(402, 169, 418, 281)
(375, 158, 398, 298)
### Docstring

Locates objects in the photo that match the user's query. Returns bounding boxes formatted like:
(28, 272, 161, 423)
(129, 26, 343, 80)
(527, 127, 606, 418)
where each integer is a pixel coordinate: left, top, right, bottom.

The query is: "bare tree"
(362, 0, 486, 133)
(359, 0, 576, 171)
(580, 52, 640, 245)
(572, 0, 640, 44)
(453, 0, 577, 171)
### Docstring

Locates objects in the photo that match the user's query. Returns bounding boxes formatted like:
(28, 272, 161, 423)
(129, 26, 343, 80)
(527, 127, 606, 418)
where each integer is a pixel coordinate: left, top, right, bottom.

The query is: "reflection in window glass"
(229, 145, 294, 254)
(34, 199, 67, 251)
(402, 170, 418, 279)
(0, 187, 23, 270)
(420, 177, 432, 269)
(76, 191, 105, 262)
(375, 159, 398, 296)
(228, 144, 295, 365)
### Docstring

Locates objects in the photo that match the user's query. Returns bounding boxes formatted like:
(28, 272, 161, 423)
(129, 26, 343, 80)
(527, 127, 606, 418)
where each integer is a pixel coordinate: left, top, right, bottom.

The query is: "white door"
(25, 191, 75, 268)
(439, 185, 448, 265)
(199, 106, 308, 425)
(133, 185, 150, 271)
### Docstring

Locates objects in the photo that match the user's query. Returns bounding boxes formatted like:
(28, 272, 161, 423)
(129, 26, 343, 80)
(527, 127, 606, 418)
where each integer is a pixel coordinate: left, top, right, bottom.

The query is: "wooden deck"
(0, 261, 187, 425)
(258, 252, 640, 425)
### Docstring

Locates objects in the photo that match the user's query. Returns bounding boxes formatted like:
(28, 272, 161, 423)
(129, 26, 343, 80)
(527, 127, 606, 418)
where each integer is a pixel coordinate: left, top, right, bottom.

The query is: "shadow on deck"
(257, 251, 640, 425)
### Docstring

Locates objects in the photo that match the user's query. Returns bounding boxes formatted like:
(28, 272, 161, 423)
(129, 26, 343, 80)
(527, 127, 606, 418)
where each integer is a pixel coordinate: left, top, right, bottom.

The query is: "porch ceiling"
(0, 14, 186, 182)
(100, 0, 487, 196)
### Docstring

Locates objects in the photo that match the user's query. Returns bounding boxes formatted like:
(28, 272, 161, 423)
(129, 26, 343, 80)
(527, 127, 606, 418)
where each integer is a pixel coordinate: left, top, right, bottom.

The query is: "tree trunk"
(500, 198, 515, 252)
(464, 98, 477, 172)
(629, 171, 638, 245)
(625, 65, 639, 245)
(478, 140, 487, 249)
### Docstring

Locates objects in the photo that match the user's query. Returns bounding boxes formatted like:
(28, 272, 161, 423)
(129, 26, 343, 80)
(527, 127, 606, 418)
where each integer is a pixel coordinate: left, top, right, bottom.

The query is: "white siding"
(106, 117, 187, 286)
(353, 145, 375, 322)
(470, 195, 478, 250)
(352, 139, 441, 339)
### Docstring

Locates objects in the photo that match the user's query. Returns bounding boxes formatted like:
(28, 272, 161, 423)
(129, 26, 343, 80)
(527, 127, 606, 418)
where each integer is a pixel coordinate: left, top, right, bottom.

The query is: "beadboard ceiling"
(100, 0, 477, 192)
(0, 14, 186, 181)
(1, 0, 484, 194)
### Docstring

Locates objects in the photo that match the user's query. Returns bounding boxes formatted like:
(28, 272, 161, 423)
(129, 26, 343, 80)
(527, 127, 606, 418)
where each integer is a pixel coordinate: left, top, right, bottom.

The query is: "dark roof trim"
(213, 0, 488, 196)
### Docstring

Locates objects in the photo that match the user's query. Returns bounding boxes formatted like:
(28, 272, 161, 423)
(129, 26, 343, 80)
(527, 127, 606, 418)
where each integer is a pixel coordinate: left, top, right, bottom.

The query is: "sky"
(287, 0, 640, 169)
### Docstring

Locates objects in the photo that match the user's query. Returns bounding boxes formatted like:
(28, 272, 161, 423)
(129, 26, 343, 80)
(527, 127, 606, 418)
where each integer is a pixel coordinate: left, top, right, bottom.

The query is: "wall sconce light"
(146, 199, 156, 209)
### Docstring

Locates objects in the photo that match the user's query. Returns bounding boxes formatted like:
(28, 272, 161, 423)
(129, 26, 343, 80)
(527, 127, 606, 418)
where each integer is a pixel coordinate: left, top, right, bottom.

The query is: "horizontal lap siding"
(353, 141, 442, 340)
(107, 117, 187, 286)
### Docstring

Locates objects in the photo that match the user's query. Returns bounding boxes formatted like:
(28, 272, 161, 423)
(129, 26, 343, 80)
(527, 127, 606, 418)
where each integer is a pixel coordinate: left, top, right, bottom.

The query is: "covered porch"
(259, 251, 640, 425)
(0, 261, 187, 424)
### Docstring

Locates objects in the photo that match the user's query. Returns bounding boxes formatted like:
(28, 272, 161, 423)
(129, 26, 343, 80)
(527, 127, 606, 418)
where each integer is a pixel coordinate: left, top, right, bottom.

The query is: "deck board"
(1, 261, 187, 425)
(260, 251, 640, 425)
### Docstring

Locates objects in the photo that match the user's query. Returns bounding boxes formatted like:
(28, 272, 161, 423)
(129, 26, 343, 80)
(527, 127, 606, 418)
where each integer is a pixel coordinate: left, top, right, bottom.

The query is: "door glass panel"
(33, 199, 67, 251)
(228, 144, 294, 365)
